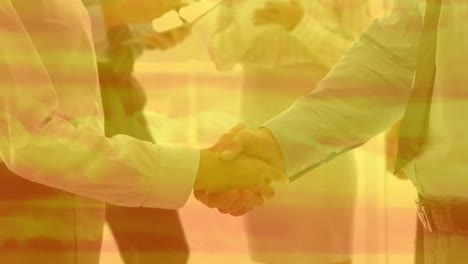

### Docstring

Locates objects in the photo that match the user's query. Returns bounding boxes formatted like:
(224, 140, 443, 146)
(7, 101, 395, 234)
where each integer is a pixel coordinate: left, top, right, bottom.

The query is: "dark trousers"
(98, 65, 189, 264)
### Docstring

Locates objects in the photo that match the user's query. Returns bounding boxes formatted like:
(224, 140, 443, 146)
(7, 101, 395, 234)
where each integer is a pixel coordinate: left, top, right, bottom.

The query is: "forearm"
(1, 0, 198, 209)
(1, 112, 199, 209)
(264, 5, 422, 177)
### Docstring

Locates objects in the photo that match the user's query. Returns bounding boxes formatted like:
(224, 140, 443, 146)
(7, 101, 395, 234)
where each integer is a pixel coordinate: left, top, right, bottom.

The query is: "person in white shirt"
(209, 0, 377, 263)
(201, 0, 468, 262)
(0, 0, 282, 263)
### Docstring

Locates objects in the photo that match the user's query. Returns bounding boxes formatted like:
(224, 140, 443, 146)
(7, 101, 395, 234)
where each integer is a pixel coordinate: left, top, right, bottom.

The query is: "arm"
(263, 0, 423, 178)
(0, 0, 198, 209)
(195, 0, 424, 215)
(2, 0, 283, 213)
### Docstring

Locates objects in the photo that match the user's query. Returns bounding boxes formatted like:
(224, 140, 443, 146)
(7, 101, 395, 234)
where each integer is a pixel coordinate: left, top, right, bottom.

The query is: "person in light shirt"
(209, 0, 384, 263)
(200, 0, 468, 262)
(0, 0, 282, 263)
(85, 1, 195, 263)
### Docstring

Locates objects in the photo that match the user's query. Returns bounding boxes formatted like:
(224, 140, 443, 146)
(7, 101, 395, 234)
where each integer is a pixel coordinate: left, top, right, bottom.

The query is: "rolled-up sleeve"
(264, 0, 423, 179)
(0, 0, 198, 209)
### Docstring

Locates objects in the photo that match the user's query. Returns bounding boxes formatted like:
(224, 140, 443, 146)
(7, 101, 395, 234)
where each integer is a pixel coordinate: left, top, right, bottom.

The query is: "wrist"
(257, 128, 285, 171)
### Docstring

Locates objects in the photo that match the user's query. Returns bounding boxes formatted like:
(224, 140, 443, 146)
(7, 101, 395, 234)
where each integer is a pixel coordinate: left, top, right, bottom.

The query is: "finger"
(230, 207, 254, 217)
(218, 140, 243, 161)
(207, 189, 242, 210)
(217, 189, 253, 214)
(227, 189, 263, 216)
(220, 130, 255, 160)
(193, 189, 210, 205)
(254, 183, 275, 200)
(213, 123, 247, 152)
(220, 189, 256, 213)
(228, 189, 265, 215)
(249, 189, 265, 206)
(211, 133, 235, 152)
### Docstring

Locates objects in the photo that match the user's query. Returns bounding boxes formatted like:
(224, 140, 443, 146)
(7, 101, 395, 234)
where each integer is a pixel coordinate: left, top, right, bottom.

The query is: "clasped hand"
(194, 124, 286, 216)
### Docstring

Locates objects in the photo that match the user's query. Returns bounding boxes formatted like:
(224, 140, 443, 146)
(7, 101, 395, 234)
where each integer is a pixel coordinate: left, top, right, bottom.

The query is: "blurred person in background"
(210, 0, 382, 263)
(86, 1, 192, 263)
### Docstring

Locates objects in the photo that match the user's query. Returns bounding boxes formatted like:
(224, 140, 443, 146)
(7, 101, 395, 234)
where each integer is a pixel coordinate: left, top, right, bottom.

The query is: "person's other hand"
(253, 0, 304, 31)
(139, 25, 192, 51)
(103, 0, 187, 26)
(194, 149, 283, 194)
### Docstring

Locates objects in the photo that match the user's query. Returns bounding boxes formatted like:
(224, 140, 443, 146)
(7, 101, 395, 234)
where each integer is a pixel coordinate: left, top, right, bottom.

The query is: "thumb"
(221, 130, 267, 161)
(217, 123, 248, 160)
(219, 135, 245, 161)
(219, 129, 269, 162)
(210, 123, 246, 152)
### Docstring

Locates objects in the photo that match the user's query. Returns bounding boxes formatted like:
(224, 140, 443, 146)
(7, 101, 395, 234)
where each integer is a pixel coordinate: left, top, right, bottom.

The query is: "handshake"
(193, 124, 287, 216)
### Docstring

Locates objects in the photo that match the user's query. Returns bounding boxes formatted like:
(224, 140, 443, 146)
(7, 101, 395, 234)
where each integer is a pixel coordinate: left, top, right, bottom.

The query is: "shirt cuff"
(141, 145, 200, 209)
(263, 109, 333, 180)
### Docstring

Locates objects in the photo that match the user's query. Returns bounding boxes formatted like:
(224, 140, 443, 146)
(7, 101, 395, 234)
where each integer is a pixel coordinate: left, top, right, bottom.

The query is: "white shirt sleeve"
(0, 0, 199, 209)
(263, 0, 422, 178)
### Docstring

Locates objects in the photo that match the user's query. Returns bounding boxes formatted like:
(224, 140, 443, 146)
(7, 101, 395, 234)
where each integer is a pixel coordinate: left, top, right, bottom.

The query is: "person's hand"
(139, 25, 192, 51)
(195, 149, 282, 194)
(219, 126, 285, 172)
(253, 0, 304, 31)
(103, 0, 187, 26)
(194, 124, 286, 216)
